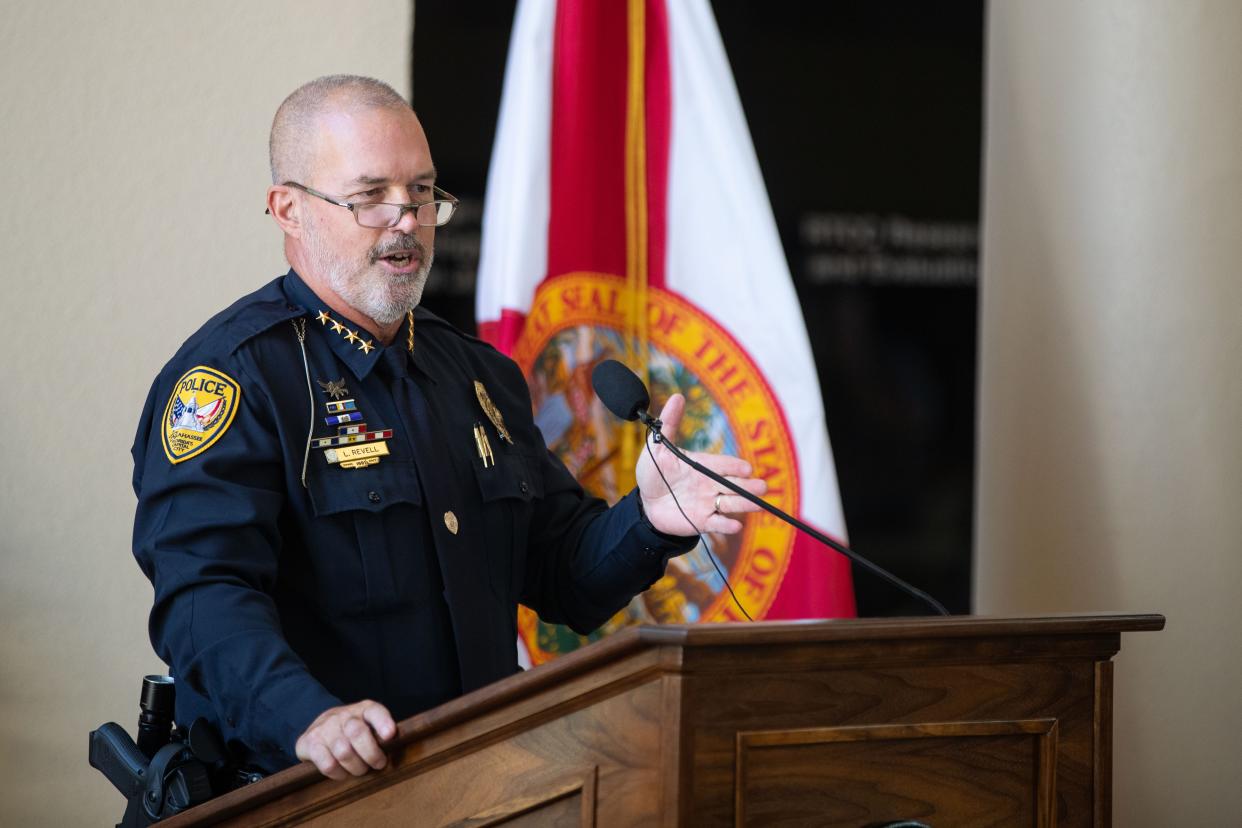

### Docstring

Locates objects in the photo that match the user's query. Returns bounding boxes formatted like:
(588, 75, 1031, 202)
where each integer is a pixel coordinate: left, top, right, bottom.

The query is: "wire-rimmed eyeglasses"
(280, 181, 459, 228)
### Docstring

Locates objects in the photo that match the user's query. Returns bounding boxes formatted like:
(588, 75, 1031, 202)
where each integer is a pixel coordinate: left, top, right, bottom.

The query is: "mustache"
(369, 234, 428, 263)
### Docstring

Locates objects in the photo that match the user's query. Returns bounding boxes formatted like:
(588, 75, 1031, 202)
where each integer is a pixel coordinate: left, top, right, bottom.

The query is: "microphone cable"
(642, 426, 754, 622)
(592, 358, 949, 617)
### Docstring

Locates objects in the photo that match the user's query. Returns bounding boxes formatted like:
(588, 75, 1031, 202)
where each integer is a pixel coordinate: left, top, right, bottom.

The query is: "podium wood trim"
(162, 613, 1162, 827)
(734, 719, 1060, 827)
(443, 766, 598, 828)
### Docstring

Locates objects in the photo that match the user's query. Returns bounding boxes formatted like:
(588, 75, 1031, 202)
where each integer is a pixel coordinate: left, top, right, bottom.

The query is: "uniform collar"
(281, 269, 420, 382)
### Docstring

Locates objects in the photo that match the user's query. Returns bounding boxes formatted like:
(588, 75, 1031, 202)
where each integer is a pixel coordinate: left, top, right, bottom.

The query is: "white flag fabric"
(477, 0, 854, 665)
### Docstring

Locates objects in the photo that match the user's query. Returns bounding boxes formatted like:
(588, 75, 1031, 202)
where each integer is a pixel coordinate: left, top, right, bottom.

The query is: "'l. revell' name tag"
(324, 441, 389, 465)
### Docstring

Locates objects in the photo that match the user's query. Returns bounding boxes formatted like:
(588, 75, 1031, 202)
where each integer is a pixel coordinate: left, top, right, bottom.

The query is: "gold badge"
(161, 366, 241, 464)
(474, 381, 513, 444)
(444, 511, 459, 534)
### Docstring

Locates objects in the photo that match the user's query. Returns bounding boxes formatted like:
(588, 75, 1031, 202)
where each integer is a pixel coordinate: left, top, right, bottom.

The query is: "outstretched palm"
(635, 393, 768, 536)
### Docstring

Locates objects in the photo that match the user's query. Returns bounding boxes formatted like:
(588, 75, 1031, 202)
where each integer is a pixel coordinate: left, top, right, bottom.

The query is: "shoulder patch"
(161, 366, 241, 464)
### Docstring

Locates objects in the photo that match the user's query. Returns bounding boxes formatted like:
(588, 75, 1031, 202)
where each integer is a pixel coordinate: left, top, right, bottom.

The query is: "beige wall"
(978, 1, 1242, 821)
(0, 2, 411, 823)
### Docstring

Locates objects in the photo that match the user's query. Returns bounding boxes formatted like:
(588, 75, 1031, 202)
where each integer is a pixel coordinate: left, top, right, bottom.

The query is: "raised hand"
(635, 393, 768, 536)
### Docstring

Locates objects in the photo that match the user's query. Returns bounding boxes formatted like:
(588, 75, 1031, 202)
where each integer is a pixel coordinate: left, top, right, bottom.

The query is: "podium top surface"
(619, 612, 1165, 646)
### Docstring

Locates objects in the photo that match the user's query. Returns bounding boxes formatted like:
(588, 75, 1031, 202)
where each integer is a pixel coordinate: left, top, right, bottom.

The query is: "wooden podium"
(164, 614, 1161, 827)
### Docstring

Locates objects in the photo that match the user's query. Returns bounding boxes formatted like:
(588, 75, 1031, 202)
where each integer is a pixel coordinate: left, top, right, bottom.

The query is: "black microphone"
(590, 359, 949, 616)
(591, 358, 657, 425)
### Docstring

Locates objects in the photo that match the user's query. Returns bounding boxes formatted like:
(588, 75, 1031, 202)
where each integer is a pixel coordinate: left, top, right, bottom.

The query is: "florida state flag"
(477, 0, 855, 664)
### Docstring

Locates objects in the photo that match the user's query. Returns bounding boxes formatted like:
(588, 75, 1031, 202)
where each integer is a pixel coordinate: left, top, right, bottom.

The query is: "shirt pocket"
(306, 459, 431, 614)
(472, 448, 545, 601)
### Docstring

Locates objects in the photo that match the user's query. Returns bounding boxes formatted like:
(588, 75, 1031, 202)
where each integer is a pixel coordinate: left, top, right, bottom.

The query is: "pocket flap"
(307, 459, 423, 516)
(473, 450, 545, 503)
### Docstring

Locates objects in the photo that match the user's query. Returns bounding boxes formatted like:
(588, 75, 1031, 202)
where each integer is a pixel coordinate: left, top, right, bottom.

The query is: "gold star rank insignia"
(358, 339, 374, 355)
(344, 330, 359, 344)
(318, 378, 349, 399)
(330, 320, 344, 333)
(315, 310, 330, 325)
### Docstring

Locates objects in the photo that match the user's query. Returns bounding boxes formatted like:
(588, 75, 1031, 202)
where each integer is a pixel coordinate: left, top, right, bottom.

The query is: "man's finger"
(691, 452, 754, 479)
(330, 732, 369, 777)
(306, 741, 346, 781)
(656, 393, 686, 438)
(344, 715, 388, 771)
(713, 489, 768, 515)
(716, 476, 769, 509)
(361, 702, 397, 742)
(703, 512, 745, 535)
(733, 475, 769, 497)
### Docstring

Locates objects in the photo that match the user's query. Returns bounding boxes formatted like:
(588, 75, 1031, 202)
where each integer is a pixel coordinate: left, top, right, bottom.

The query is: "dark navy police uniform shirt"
(131, 271, 694, 772)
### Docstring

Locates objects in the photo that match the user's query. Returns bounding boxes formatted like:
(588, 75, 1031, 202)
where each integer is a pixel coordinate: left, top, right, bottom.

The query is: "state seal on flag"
(511, 272, 800, 664)
(161, 365, 240, 464)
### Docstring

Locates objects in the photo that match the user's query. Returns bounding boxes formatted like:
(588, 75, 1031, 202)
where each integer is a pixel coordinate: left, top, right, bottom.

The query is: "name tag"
(324, 440, 390, 469)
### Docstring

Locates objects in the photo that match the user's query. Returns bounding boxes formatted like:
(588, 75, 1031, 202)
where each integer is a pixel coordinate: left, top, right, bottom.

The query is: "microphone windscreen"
(591, 359, 650, 422)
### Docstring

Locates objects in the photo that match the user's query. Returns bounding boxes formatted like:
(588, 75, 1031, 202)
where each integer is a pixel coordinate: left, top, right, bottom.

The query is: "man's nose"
(392, 202, 422, 234)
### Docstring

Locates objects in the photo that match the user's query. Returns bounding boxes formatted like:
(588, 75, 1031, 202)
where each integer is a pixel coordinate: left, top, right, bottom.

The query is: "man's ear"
(266, 185, 303, 237)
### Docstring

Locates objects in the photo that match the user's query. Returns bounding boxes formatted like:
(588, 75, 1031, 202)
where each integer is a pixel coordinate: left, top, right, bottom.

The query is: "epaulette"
(173, 277, 305, 361)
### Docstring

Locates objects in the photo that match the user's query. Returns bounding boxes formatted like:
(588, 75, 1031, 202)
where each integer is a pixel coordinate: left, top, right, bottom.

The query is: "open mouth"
(375, 249, 422, 273)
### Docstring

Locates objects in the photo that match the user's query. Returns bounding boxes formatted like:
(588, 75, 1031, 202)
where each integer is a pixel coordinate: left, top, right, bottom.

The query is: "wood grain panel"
(246, 678, 661, 827)
(1093, 660, 1113, 828)
(735, 720, 1057, 827)
(659, 674, 686, 828)
(682, 660, 1097, 824)
(443, 767, 596, 827)
(165, 646, 670, 828)
(475, 795, 578, 828)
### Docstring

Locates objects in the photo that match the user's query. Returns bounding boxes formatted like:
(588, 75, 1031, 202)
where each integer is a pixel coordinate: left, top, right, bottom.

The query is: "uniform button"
(368, 491, 381, 503)
(519, 481, 529, 494)
(444, 511, 459, 534)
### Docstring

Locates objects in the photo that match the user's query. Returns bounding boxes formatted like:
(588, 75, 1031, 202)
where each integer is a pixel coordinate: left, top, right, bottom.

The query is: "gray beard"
(305, 223, 432, 326)
(325, 252, 432, 327)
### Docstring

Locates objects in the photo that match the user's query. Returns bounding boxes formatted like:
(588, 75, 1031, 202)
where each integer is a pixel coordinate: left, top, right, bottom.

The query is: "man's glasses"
(281, 181, 459, 228)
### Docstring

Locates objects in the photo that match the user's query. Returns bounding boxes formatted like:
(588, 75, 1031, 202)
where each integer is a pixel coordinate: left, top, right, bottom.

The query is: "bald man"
(131, 75, 766, 781)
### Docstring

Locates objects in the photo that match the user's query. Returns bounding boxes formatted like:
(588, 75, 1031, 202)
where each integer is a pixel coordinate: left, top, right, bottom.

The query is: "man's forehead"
(312, 105, 433, 186)
(344, 169, 438, 188)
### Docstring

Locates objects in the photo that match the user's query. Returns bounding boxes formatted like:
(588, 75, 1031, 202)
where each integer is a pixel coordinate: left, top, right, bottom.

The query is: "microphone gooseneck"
(591, 359, 950, 617)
